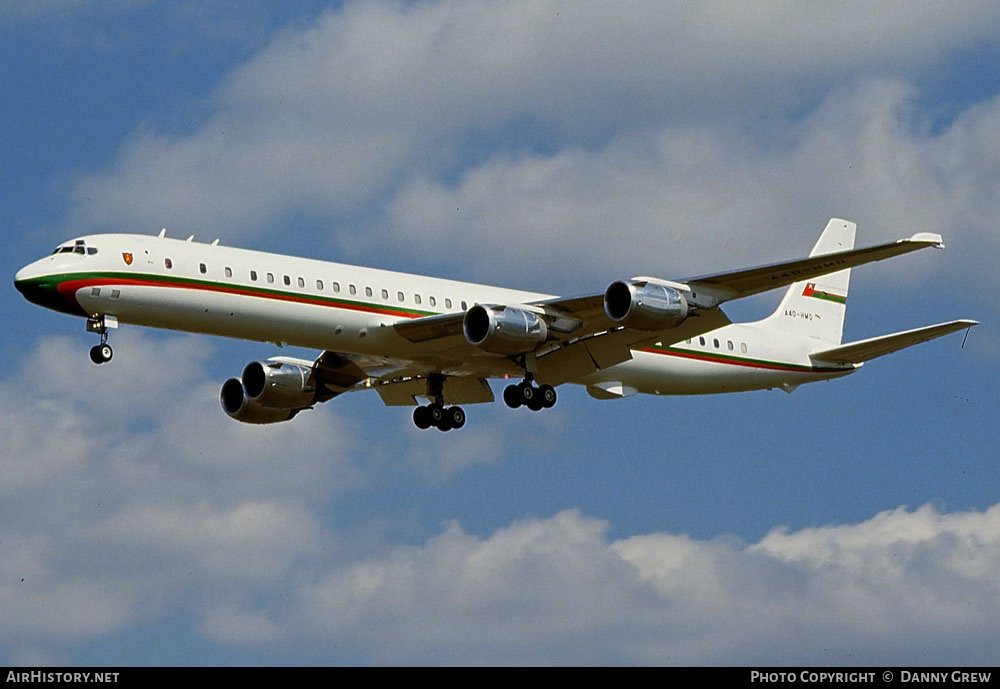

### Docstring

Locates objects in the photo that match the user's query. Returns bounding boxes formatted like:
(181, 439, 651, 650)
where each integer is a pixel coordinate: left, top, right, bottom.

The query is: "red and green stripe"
(641, 344, 847, 374)
(31, 271, 437, 320)
(802, 282, 846, 304)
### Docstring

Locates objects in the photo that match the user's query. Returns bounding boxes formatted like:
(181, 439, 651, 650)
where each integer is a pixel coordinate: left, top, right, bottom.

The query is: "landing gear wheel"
(86, 316, 114, 365)
(519, 382, 536, 406)
(503, 384, 522, 409)
(89, 343, 113, 364)
(539, 384, 557, 409)
(413, 405, 432, 430)
(446, 406, 466, 430)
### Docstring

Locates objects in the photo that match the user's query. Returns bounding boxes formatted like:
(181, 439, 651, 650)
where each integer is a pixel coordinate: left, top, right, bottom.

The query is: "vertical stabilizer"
(762, 218, 856, 345)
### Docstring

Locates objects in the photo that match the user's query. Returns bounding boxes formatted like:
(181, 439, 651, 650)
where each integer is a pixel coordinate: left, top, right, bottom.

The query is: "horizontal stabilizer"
(809, 320, 978, 365)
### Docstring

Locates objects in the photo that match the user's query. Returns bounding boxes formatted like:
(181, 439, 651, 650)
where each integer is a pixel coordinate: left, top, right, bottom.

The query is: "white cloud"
(1, 335, 997, 664)
(199, 603, 284, 645)
(382, 79, 1000, 298)
(63, 1, 1000, 264)
(288, 504, 1000, 664)
(0, 331, 356, 645)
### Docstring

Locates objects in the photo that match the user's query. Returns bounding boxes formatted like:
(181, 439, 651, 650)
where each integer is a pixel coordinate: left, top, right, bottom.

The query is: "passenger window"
(165, 258, 173, 269)
(397, 291, 404, 302)
(317, 279, 324, 290)
(267, 272, 274, 284)
(445, 298, 452, 309)
(461, 301, 467, 310)
(225, 267, 232, 278)
(298, 277, 305, 288)
(365, 286, 373, 297)
(713, 338, 720, 349)
(250, 270, 257, 281)
(333, 282, 340, 293)
(283, 275, 290, 286)
(728, 341, 734, 351)
(429, 296, 436, 307)
(199, 263, 207, 274)
(741, 343, 748, 354)
(381, 289, 389, 300)
(699, 337, 705, 346)
(415, 294, 421, 305)
(349, 284, 357, 295)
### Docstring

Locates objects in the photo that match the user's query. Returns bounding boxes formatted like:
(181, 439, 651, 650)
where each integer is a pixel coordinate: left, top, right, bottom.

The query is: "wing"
(393, 228, 946, 384)
(298, 350, 496, 407)
(679, 231, 945, 306)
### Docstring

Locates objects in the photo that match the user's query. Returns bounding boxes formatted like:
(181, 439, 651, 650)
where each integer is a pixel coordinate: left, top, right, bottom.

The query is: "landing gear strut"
(503, 374, 556, 412)
(412, 373, 466, 432)
(86, 316, 114, 365)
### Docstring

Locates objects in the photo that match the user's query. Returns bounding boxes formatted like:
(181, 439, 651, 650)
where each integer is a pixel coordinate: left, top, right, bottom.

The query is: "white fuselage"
(14, 233, 855, 400)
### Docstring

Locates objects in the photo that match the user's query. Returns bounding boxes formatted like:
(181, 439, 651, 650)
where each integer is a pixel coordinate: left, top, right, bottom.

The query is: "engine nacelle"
(219, 360, 317, 424)
(242, 360, 316, 408)
(604, 280, 690, 331)
(463, 304, 548, 355)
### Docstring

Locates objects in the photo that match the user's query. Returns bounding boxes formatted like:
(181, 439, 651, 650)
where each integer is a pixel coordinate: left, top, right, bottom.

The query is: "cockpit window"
(51, 241, 98, 256)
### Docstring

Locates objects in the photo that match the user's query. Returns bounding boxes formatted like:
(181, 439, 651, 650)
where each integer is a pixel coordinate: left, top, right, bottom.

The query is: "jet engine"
(220, 360, 317, 424)
(463, 304, 548, 355)
(604, 280, 690, 330)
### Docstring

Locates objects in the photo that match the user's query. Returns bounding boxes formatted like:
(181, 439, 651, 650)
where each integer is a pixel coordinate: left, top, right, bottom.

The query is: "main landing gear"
(503, 376, 557, 412)
(413, 373, 466, 432)
(86, 316, 114, 365)
(413, 403, 466, 432)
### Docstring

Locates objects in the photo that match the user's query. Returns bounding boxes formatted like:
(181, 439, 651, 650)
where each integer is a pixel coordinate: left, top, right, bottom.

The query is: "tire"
(413, 406, 432, 430)
(503, 384, 521, 409)
(448, 406, 466, 429)
(520, 383, 535, 405)
(539, 384, 557, 408)
(89, 345, 105, 365)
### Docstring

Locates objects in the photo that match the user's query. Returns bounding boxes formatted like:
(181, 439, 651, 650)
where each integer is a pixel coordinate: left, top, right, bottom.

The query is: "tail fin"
(761, 218, 856, 345)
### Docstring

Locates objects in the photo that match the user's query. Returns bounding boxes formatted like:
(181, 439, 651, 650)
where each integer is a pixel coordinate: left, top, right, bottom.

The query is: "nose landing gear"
(86, 315, 116, 364)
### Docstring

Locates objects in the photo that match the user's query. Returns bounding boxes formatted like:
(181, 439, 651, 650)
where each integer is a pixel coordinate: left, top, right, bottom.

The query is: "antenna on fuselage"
(210, 239, 220, 246)
(158, 228, 167, 238)
(186, 235, 194, 242)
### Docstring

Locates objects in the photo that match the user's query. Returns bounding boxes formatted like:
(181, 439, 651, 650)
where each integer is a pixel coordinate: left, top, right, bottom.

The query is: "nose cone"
(14, 262, 85, 316)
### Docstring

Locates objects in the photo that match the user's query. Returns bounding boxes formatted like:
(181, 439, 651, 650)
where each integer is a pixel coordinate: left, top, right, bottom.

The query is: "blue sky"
(2, 1, 998, 666)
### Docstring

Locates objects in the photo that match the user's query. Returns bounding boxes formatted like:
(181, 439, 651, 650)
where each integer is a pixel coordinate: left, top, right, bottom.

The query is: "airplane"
(14, 218, 976, 432)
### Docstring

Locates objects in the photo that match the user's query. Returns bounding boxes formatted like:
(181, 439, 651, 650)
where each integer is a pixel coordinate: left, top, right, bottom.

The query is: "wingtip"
(903, 231, 945, 248)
